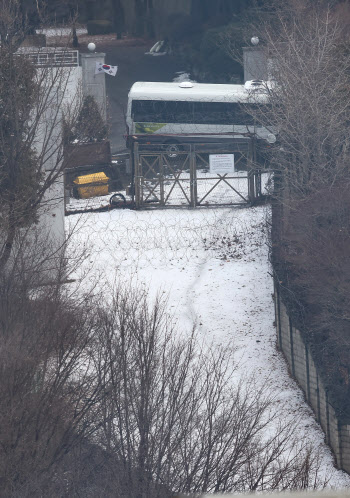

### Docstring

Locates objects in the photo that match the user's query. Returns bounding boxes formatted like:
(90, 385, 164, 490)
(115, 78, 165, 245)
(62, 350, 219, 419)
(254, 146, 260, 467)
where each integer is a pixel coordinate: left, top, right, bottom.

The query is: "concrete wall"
(23, 63, 84, 282)
(80, 52, 107, 122)
(243, 47, 267, 82)
(32, 71, 66, 272)
(274, 280, 350, 473)
(38, 55, 106, 266)
(37, 65, 83, 245)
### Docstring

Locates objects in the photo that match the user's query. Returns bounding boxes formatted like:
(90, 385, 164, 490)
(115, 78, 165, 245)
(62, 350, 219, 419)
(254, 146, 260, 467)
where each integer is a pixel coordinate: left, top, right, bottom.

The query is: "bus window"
(131, 100, 265, 126)
(192, 102, 235, 124)
(132, 100, 193, 123)
(132, 100, 165, 122)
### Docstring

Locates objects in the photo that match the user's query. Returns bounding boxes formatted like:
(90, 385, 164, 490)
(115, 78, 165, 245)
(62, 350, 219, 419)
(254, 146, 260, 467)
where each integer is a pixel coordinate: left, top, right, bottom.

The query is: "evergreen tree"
(71, 95, 107, 143)
(0, 46, 42, 269)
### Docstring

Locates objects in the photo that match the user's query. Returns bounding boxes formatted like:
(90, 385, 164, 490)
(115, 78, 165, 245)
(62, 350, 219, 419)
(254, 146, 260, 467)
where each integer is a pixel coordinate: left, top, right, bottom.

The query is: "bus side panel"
(133, 123, 234, 136)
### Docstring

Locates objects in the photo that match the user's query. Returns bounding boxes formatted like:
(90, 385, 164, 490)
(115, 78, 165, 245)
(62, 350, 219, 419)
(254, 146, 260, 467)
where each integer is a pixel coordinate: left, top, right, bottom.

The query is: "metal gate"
(133, 141, 267, 208)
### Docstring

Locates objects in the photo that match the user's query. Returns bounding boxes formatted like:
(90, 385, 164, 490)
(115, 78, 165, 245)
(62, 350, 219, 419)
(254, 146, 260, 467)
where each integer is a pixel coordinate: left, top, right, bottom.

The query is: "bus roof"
(128, 82, 268, 103)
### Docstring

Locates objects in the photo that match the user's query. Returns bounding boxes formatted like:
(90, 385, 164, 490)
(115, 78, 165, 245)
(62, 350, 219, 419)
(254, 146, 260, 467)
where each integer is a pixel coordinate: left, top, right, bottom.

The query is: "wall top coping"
(80, 52, 106, 58)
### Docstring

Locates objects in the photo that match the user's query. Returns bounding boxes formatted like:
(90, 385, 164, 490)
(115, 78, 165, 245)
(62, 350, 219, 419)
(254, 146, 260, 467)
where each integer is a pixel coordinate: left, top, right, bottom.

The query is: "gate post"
(134, 142, 142, 209)
(159, 154, 165, 206)
(190, 145, 197, 207)
(255, 169, 262, 198)
(247, 140, 254, 204)
(248, 171, 255, 204)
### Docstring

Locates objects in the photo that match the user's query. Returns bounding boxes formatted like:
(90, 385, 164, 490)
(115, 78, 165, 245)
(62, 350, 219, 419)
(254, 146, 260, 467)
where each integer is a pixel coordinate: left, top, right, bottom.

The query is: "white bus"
(126, 81, 276, 153)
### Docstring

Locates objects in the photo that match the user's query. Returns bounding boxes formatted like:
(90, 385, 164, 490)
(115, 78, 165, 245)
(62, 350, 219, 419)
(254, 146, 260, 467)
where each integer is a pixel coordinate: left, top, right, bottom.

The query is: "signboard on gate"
(209, 154, 235, 175)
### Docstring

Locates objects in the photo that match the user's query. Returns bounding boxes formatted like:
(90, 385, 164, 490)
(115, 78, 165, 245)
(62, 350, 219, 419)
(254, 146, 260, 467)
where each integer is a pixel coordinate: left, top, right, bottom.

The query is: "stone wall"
(274, 280, 350, 473)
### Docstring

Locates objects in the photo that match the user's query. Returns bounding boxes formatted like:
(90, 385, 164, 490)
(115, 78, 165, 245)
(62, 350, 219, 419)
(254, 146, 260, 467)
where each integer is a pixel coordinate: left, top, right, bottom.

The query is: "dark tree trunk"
(191, 0, 253, 23)
(112, 0, 125, 39)
(70, 3, 79, 48)
(191, 0, 208, 23)
(20, 0, 40, 34)
(146, 0, 154, 38)
(85, 0, 95, 20)
(72, 24, 79, 47)
(134, 0, 155, 38)
(134, 0, 145, 37)
(0, 210, 16, 273)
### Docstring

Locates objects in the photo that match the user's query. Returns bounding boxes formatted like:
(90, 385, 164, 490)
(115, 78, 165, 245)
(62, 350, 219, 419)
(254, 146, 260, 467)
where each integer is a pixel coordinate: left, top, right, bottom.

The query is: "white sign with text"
(209, 154, 235, 175)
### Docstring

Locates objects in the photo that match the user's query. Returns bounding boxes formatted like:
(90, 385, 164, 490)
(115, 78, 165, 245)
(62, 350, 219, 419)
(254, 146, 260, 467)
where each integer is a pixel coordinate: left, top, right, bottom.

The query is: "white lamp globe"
(88, 42, 96, 52)
(267, 133, 277, 144)
(251, 36, 259, 46)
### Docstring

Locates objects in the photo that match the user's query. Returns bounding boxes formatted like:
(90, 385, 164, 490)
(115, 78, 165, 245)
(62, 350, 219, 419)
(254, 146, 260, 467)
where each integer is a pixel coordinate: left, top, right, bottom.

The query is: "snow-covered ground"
(67, 205, 350, 488)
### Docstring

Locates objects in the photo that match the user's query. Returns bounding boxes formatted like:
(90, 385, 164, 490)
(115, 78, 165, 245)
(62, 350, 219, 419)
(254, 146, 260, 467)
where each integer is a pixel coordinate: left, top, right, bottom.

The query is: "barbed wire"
(66, 207, 270, 292)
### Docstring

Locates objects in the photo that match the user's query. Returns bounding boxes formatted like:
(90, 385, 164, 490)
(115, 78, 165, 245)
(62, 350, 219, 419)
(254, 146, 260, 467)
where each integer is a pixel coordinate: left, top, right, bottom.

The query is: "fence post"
(255, 169, 262, 198)
(275, 277, 283, 349)
(190, 145, 197, 207)
(326, 390, 331, 443)
(134, 142, 141, 209)
(338, 420, 344, 469)
(160, 154, 165, 206)
(247, 140, 255, 204)
(289, 316, 295, 376)
(316, 374, 321, 422)
(305, 343, 311, 401)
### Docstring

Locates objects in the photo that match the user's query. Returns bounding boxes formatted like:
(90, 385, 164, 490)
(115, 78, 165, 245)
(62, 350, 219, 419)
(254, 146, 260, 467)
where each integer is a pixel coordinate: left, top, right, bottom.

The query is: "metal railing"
(23, 49, 79, 67)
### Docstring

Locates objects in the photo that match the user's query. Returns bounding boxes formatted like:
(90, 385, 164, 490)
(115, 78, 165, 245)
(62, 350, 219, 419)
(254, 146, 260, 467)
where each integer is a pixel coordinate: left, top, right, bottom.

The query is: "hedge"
(87, 20, 114, 36)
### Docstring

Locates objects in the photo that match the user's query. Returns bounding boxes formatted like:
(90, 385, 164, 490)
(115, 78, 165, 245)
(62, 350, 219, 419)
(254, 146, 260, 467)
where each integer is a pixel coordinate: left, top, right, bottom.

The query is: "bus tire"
(110, 193, 126, 207)
(162, 141, 182, 158)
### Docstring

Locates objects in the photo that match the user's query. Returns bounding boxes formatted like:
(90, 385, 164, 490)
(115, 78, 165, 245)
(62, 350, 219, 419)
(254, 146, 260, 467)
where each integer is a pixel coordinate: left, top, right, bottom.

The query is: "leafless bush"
(0, 230, 107, 496)
(0, 220, 333, 496)
(277, 183, 350, 416)
(273, 2, 348, 192)
(223, 0, 350, 196)
(239, 0, 350, 421)
(94, 286, 329, 497)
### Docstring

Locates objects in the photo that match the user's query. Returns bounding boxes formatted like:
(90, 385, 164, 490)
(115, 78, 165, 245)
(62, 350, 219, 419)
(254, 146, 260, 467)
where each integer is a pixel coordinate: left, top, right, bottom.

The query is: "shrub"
(199, 24, 243, 81)
(87, 20, 114, 36)
(165, 13, 202, 42)
(67, 95, 107, 144)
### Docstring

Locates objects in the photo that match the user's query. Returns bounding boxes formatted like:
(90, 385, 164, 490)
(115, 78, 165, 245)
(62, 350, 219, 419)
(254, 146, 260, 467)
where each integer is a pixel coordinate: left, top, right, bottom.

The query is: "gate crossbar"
(162, 154, 191, 205)
(141, 156, 162, 202)
(218, 174, 249, 203)
(197, 174, 249, 205)
(143, 179, 161, 203)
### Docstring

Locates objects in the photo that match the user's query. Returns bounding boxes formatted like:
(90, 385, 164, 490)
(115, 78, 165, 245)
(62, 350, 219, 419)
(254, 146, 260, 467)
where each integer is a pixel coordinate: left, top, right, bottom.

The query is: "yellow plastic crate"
(73, 172, 109, 199)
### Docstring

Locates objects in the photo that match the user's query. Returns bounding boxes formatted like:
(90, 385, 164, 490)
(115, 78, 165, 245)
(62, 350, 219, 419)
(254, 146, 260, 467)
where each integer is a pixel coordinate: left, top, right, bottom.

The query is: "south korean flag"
(95, 62, 118, 76)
